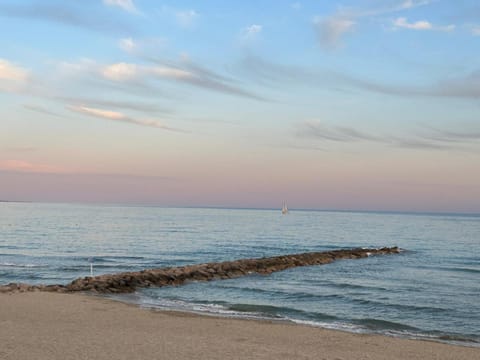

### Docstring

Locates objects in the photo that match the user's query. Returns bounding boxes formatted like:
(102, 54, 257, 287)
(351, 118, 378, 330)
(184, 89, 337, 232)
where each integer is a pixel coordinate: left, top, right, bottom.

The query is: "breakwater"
(0, 247, 400, 294)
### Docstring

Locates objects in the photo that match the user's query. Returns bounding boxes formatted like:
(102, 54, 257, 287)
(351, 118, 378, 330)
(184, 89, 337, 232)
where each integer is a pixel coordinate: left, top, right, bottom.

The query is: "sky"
(1, 0, 480, 213)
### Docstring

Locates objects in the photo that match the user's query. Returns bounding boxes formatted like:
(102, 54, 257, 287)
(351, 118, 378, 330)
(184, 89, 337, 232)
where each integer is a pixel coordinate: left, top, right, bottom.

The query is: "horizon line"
(1, 199, 479, 217)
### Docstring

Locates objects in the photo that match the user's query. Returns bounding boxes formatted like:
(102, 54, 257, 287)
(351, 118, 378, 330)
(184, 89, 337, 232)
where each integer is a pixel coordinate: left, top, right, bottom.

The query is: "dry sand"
(0, 292, 478, 360)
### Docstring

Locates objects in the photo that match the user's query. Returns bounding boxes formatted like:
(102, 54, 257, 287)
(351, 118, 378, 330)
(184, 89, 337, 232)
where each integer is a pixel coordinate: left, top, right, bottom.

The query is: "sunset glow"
(1, 0, 479, 213)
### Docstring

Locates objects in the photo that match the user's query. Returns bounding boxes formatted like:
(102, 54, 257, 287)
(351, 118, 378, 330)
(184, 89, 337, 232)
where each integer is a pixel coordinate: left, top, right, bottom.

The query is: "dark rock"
(0, 247, 402, 294)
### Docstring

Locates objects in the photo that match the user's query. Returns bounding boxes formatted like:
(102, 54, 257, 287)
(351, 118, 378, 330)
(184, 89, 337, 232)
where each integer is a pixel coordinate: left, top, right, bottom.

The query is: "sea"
(1, 202, 479, 347)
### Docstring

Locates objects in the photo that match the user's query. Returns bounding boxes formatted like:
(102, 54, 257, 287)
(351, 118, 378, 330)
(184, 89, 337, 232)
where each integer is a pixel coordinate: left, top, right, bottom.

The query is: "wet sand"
(1, 292, 478, 360)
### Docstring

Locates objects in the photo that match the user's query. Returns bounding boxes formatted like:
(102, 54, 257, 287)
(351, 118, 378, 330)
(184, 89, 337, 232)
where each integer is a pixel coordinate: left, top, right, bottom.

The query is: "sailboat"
(281, 201, 289, 215)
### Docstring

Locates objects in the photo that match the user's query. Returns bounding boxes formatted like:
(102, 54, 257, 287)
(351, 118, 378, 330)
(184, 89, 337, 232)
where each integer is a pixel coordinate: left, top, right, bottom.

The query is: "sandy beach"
(0, 292, 478, 360)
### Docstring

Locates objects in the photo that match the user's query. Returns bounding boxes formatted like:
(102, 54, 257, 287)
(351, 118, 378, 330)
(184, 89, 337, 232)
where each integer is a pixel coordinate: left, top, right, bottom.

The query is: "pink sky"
(1, 1, 480, 213)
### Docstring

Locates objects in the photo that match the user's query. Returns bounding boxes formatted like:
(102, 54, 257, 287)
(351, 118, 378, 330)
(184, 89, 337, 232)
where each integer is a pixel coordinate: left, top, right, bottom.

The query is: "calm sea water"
(1, 202, 479, 346)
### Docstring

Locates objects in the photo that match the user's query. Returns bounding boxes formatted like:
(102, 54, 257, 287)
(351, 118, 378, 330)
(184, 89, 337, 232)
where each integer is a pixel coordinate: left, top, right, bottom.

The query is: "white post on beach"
(88, 257, 94, 277)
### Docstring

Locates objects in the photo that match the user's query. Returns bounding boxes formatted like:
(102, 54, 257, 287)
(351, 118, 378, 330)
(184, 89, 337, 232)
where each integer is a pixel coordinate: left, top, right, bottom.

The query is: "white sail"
(281, 201, 288, 215)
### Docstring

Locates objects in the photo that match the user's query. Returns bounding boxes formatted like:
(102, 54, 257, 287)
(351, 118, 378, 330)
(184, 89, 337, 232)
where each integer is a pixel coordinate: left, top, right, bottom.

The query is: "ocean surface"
(1, 202, 479, 346)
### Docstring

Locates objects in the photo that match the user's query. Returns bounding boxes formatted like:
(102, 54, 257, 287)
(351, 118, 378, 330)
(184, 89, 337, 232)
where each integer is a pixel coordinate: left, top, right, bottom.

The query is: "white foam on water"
(290, 319, 368, 334)
(0, 262, 44, 268)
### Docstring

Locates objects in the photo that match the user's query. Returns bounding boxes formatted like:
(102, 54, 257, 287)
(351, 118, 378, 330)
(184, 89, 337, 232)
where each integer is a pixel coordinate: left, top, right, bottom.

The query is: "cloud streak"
(296, 121, 380, 142)
(59, 97, 171, 114)
(119, 37, 136, 52)
(23, 104, 62, 117)
(241, 24, 263, 39)
(295, 121, 477, 151)
(314, 16, 355, 49)
(240, 55, 480, 100)
(103, 0, 139, 14)
(118, 37, 167, 55)
(314, 0, 435, 49)
(0, 2, 134, 35)
(68, 105, 183, 132)
(0, 58, 29, 92)
(100, 59, 267, 101)
(471, 25, 480, 36)
(393, 17, 455, 32)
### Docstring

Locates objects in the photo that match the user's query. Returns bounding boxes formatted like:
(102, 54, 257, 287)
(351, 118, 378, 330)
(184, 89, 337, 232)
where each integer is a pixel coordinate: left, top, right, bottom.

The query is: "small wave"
(133, 296, 339, 324)
(155, 226, 199, 234)
(227, 303, 290, 317)
(0, 245, 21, 249)
(437, 334, 480, 344)
(414, 265, 480, 275)
(133, 297, 280, 320)
(227, 303, 339, 322)
(290, 319, 368, 334)
(216, 284, 345, 302)
(0, 262, 46, 268)
(315, 281, 389, 292)
(353, 318, 419, 331)
(350, 298, 449, 314)
(291, 318, 480, 347)
(459, 256, 480, 262)
(81, 256, 146, 263)
(146, 258, 194, 266)
(442, 267, 480, 274)
(386, 330, 480, 348)
(54, 264, 130, 272)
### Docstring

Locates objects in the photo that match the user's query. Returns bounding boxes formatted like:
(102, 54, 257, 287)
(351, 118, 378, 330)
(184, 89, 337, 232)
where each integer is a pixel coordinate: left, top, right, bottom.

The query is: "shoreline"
(107, 293, 479, 349)
(1, 292, 478, 360)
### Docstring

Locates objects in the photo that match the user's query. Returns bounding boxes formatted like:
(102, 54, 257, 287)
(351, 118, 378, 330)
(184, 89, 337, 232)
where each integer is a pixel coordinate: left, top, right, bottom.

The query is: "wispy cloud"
(0, 2, 134, 34)
(314, 16, 355, 49)
(314, 0, 435, 49)
(118, 37, 167, 54)
(238, 55, 316, 85)
(68, 105, 183, 132)
(100, 62, 194, 82)
(428, 70, 480, 99)
(295, 121, 477, 151)
(53, 58, 174, 95)
(0, 58, 30, 92)
(239, 54, 401, 93)
(119, 37, 136, 52)
(0, 59, 28, 81)
(296, 121, 381, 142)
(8, 55, 264, 113)
(241, 24, 263, 39)
(423, 128, 480, 142)
(101, 62, 140, 81)
(470, 25, 480, 36)
(393, 17, 433, 30)
(393, 17, 455, 31)
(391, 138, 454, 150)
(240, 55, 480, 100)
(99, 59, 266, 100)
(23, 104, 61, 117)
(70, 105, 126, 120)
(157, 6, 199, 28)
(397, 0, 433, 10)
(103, 0, 139, 14)
(59, 97, 171, 114)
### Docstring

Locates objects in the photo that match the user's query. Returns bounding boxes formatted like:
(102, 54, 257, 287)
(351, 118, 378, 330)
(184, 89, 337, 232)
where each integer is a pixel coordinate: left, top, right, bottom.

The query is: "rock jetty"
(0, 247, 401, 294)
